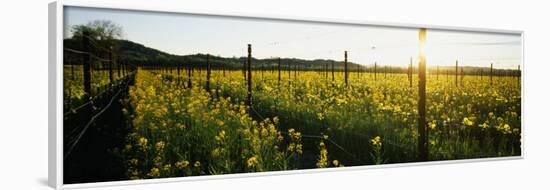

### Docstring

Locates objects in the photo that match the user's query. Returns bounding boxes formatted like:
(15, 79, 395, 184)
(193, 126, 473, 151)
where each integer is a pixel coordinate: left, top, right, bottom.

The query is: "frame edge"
(48, 1, 62, 189)
(53, 2, 525, 189)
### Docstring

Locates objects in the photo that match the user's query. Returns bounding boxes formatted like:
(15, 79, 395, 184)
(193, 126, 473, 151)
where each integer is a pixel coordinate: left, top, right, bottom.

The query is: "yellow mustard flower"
(247, 156, 258, 168)
(371, 136, 382, 146)
(175, 160, 189, 169)
(463, 117, 474, 126)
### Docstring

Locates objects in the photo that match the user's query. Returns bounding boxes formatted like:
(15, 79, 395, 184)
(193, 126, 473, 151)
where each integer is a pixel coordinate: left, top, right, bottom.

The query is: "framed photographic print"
(49, 1, 523, 189)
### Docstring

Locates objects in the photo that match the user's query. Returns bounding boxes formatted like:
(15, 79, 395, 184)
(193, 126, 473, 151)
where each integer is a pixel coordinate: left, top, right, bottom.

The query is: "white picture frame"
(49, 1, 524, 189)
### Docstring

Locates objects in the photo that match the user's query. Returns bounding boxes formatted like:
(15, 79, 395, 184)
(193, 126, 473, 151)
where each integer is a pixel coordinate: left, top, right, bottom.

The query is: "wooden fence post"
(374, 62, 377, 81)
(344, 51, 348, 86)
(82, 31, 92, 99)
(294, 64, 297, 80)
(326, 63, 329, 80)
(331, 61, 335, 81)
(260, 64, 263, 79)
(246, 44, 252, 107)
(418, 28, 428, 161)
(187, 60, 192, 88)
(278, 57, 281, 84)
(490, 63, 493, 85)
(288, 63, 291, 81)
(117, 55, 121, 79)
(109, 46, 114, 85)
(206, 54, 211, 92)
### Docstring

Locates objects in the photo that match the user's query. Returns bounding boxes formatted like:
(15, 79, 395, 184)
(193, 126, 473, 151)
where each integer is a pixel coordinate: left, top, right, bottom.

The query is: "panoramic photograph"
(62, 6, 522, 184)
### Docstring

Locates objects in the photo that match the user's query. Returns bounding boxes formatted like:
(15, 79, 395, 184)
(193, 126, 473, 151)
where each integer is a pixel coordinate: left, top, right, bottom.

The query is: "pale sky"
(64, 6, 522, 69)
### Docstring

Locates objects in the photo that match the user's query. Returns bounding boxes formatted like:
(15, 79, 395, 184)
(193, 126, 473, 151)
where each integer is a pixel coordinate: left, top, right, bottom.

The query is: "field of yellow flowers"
(121, 67, 521, 179)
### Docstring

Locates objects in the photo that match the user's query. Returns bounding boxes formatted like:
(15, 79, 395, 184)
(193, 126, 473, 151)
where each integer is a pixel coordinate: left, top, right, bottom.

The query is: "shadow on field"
(63, 89, 131, 184)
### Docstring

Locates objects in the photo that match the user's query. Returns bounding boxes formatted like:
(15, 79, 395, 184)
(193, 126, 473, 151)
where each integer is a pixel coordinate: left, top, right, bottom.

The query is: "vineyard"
(120, 54, 521, 179)
(63, 32, 521, 183)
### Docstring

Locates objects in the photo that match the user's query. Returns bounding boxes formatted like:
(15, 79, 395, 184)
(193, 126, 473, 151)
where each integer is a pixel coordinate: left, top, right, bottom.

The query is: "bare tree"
(71, 20, 124, 41)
